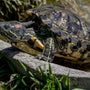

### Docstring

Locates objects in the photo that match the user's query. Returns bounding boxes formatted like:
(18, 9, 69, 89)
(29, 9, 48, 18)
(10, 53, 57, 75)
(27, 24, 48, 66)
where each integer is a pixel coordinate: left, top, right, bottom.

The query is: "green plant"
(0, 0, 46, 21)
(11, 60, 71, 90)
(0, 52, 70, 90)
(0, 53, 16, 81)
(0, 0, 32, 21)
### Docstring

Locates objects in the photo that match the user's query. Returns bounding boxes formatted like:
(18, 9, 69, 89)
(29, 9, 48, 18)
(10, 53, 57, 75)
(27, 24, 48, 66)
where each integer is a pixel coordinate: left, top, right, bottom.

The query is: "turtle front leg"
(36, 37, 56, 62)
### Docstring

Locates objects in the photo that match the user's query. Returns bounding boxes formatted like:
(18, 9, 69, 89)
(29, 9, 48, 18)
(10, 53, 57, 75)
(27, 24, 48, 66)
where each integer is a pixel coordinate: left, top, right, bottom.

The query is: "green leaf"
(28, 71, 34, 77)
(36, 68, 42, 75)
(0, 10, 4, 15)
(0, 54, 4, 59)
(30, 77, 42, 85)
(0, 64, 6, 70)
(6, 0, 12, 6)
(42, 84, 47, 90)
(0, 73, 8, 78)
(18, 60, 27, 72)
(55, 77, 62, 90)
(6, 59, 16, 73)
(69, 78, 70, 90)
(44, 64, 47, 76)
(0, 69, 9, 73)
(65, 76, 69, 87)
(16, 0, 22, 5)
(11, 4, 17, 11)
(38, 66, 47, 80)
(49, 64, 52, 78)
(42, 80, 52, 90)
(30, 82, 37, 90)
(47, 80, 53, 90)
(51, 83, 55, 90)
(59, 76, 65, 82)
(11, 79, 21, 90)
(21, 76, 27, 86)
(39, 66, 44, 76)
(3, 0, 9, 8)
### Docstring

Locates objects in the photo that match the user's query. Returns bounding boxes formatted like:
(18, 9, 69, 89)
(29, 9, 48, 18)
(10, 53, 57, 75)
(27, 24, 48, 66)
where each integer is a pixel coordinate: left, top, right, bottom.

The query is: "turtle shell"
(20, 5, 90, 61)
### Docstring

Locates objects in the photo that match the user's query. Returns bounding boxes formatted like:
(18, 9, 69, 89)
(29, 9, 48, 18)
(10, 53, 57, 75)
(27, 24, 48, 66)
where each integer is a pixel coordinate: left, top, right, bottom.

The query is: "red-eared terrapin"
(0, 5, 90, 63)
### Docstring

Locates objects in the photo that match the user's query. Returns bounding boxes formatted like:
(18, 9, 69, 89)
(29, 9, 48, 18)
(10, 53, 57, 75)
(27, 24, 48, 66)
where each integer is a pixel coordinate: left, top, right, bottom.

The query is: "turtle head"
(0, 22, 25, 43)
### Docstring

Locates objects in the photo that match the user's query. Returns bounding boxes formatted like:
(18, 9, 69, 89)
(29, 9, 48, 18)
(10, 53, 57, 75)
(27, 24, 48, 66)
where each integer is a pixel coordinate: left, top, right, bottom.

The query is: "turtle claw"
(36, 54, 53, 62)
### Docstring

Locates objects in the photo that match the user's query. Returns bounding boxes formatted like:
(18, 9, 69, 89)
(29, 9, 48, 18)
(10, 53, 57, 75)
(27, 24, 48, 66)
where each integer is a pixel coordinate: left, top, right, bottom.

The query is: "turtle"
(0, 5, 90, 63)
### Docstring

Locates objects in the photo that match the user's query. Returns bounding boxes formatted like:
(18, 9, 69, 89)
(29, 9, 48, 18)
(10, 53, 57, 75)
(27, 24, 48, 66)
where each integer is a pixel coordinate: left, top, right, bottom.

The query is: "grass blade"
(59, 76, 65, 82)
(49, 64, 52, 75)
(5, 59, 16, 73)
(21, 76, 27, 86)
(55, 77, 62, 90)
(44, 64, 47, 76)
(18, 60, 27, 72)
